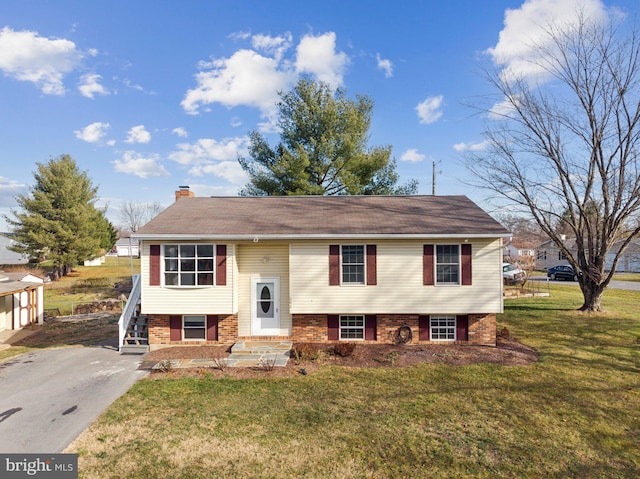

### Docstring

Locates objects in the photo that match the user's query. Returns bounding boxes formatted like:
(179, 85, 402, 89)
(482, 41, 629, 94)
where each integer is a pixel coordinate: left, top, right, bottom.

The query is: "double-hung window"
(183, 315, 206, 340)
(164, 244, 214, 286)
(436, 244, 460, 285)
(342, 245, 365, 285)
(340, 315, 365, 340)
(430, 315, 456, 341)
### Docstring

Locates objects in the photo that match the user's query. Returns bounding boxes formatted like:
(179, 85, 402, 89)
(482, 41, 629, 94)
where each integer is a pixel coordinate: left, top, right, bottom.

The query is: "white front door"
(251, 277, 280, 335)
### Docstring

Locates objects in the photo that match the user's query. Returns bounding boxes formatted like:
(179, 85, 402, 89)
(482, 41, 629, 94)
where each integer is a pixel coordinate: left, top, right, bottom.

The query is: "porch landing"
(227, 340, 292, 367)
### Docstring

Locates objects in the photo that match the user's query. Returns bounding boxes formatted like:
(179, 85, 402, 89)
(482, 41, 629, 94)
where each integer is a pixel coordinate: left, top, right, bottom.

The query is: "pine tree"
(5, 155, 117, 278)
(239, 78, 417, 196)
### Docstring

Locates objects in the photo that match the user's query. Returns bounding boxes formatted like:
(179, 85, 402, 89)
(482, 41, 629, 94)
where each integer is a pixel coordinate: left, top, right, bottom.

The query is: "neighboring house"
(132, 191, 510, 350)
(111, 238, 140, 257)
(0, 233, 28, 265)
(606, 239, 640, 272)
(503, 239, 536, 263)
(0, 271, 44, 331)
(535, 236, 574, 270)
(536, 236, 640, 272)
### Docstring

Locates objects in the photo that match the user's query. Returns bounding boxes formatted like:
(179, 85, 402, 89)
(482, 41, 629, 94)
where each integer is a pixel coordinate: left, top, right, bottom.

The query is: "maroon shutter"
(423, 245, 434, 285)
(327, 315, 339, 340)
(169, 315, 181, 341)
(456, 315, 469, 341)
(365, 315, 377, 340)
(366, 245, 377, 285)
(461, 244, 472, 285)
(418, 315, 430, 341)
(206, 315, 218, 341)
(329, 245, 340, 286)
(216, 245, 227, 286)
(150, 245, 161, 286)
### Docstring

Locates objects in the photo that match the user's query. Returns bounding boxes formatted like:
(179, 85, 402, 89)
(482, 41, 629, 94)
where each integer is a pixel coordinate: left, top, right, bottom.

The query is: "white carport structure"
(0, 272, 44, 331)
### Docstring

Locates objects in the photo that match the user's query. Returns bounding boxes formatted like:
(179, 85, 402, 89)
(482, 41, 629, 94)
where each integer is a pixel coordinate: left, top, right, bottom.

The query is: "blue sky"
(0, 0, 638, 230)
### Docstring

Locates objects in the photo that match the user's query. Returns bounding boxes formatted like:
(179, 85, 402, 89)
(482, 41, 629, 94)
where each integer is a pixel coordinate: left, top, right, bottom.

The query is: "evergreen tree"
(5, 155, 117, 278)
(239, 78, 417, 196)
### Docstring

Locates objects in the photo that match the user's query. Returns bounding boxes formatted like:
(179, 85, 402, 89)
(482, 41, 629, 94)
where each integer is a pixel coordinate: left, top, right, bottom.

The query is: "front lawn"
(68, 285, 640, 478)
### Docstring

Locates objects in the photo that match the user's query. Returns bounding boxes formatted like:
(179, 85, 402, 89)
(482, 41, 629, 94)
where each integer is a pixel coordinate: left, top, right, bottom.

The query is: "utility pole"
(432, 161, 436, 195)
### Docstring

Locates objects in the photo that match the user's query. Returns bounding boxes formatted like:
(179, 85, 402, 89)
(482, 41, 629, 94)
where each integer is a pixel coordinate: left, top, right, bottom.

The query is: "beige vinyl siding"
(236, 242, 291, 336)
(139, 241, 235, 315)
(290, 239, 503, 315)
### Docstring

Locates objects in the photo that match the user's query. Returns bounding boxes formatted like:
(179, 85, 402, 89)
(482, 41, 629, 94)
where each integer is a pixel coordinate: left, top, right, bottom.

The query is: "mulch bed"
(142, 337, 538, 379)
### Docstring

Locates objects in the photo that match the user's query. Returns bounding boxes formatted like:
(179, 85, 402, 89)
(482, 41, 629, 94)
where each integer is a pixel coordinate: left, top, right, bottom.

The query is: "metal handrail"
(118, 274, 141, 352)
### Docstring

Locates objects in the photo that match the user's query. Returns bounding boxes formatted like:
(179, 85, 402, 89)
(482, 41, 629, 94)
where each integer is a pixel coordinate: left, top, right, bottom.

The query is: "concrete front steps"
(227, 340, 292, 367)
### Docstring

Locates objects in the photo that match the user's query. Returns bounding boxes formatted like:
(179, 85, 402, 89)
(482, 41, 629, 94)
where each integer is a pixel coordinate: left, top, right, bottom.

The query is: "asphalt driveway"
(0, 346, 147, 453)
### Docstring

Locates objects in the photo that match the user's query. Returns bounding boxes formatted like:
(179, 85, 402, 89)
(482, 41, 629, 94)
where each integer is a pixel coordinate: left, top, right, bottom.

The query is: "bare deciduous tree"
(467, 13, 640, 312)
(119, 201, 163, 234)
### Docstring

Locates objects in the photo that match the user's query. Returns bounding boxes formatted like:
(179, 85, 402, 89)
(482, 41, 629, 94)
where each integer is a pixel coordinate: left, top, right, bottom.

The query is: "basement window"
(340, 315, 365, 340)
(183, 315, 206, 340)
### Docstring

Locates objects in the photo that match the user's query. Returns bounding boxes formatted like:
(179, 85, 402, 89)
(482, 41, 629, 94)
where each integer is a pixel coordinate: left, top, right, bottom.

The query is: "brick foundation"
(292, 313, 496, 346)
(148, 312, 496, 349)
(148, 314, 238, 351)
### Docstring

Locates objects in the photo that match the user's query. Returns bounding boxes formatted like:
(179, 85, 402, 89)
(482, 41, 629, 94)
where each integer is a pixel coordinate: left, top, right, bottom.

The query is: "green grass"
(44, 256, 140, 315)
(612, 273, 640, 282)
(68, 284, 640, 479)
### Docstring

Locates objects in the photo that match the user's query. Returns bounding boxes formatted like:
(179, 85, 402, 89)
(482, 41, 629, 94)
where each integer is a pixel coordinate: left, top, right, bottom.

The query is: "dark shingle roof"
(133, 195, 509, 239)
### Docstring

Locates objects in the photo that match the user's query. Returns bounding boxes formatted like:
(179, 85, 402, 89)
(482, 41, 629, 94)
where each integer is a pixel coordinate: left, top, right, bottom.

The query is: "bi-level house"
(124, 188, 510, 352)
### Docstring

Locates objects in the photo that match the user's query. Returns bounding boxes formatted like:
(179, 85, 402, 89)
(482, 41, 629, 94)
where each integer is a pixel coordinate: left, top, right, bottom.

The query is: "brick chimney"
(175, 185, 195, 201)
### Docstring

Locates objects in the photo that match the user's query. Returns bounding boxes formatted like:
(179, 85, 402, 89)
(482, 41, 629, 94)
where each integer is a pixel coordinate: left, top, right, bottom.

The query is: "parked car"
(547, 264, 580, 281)
(503, 262, 527, 285)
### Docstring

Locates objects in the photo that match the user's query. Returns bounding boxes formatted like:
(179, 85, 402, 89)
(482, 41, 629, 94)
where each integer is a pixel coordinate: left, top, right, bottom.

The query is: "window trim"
(435, 244, 461, 286)
(429, 315, 457, 341)
(339, 315, 365, 340)
(162, 243, 215, 288)
(182, 314, 206, 341)
(340, 244, 366, 286)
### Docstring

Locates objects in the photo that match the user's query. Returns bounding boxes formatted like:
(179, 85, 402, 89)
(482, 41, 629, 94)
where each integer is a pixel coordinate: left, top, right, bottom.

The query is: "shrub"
(291, 343, 320, 361)
(332, 342, 356, 358)
(211, 353, 229, 371)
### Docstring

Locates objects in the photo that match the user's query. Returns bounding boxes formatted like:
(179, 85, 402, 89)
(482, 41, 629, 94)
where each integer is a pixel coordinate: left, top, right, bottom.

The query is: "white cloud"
(400, 149, 425, 163)
(78, 73, 109, 99)
(453, 140, 490, 152)
(376, 53, 393, 78)
(125, 125, 151, 144)
(0, 27, 84, 95)
(229, 31, 251, 41)
(169, 137, 249, 184)
(181, 49, 294, 117)
(172, 127, 188, 138)
(113, 151, 169, 178)
(181, 31, 348, 129)
(295, 32, 348, 88)
(252, 33, 292, 61)
(486, 0, 608, 84)
(169, 137, 248, 166)
(188, 161, 248, 185)
(0, 176, 27, 207)
(416, 95, 444, 124)
(488, 97, 517, 120)
(74, 122, 111, 143)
